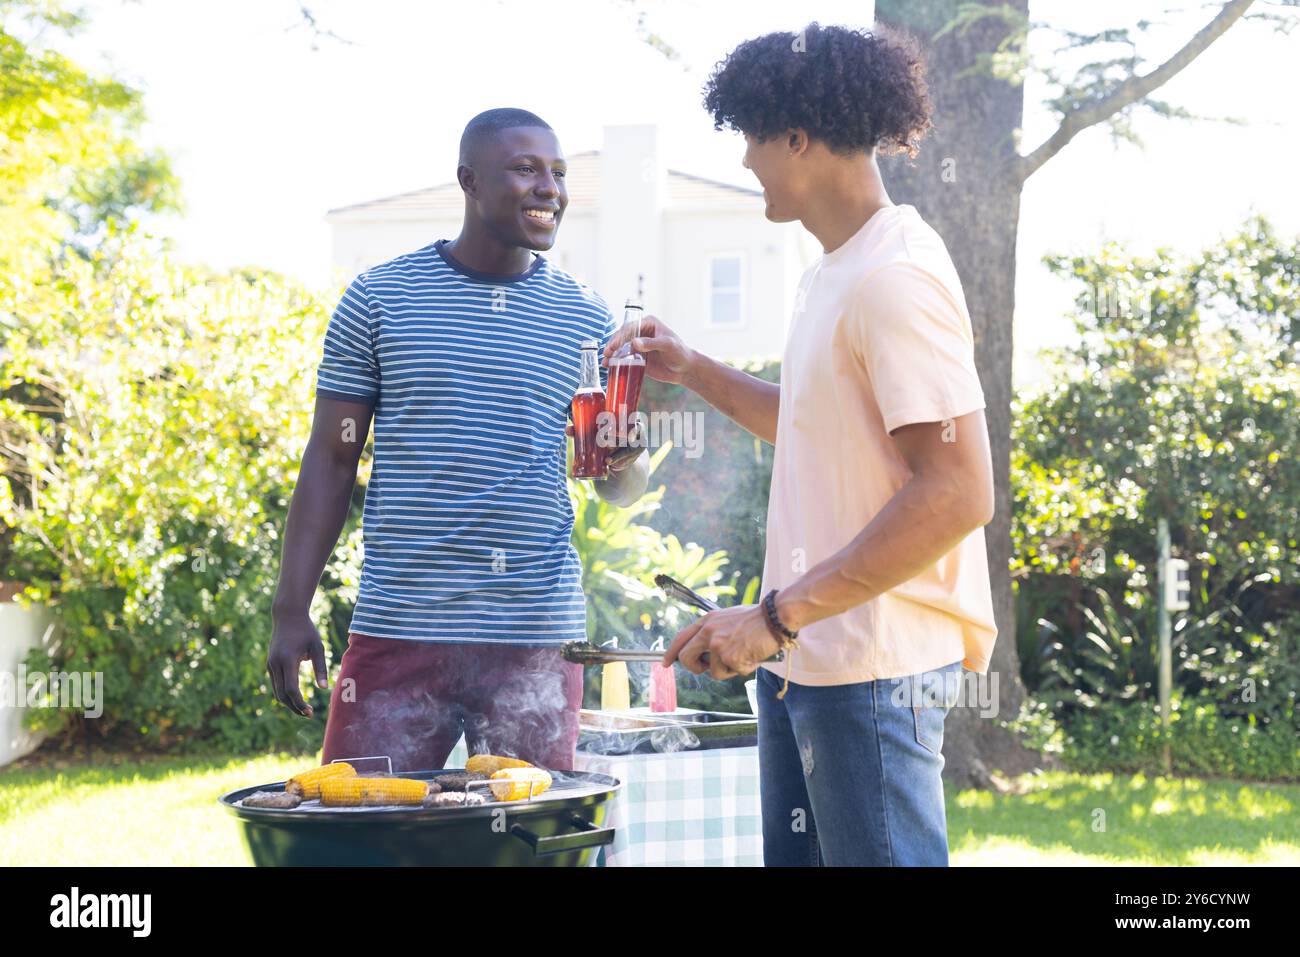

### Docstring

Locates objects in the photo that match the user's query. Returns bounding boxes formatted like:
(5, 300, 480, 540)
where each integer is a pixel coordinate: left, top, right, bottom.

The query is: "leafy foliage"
(1, 235, 359, 750)
(1030, 7, 1287, 145)
(569, 443, 755, 710)
(0, 1, 178, 271)
(1011, 691, 1299, 782)
(1015, 216, 1299, 597)
(1012, 218, 1299, 773)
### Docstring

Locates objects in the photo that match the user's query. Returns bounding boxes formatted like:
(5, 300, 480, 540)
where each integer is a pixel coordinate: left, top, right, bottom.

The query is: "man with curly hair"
(614, 23, 997, 865)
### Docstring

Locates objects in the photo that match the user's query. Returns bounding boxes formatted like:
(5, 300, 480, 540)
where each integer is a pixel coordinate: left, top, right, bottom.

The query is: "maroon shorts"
(320, 633, 585, 772)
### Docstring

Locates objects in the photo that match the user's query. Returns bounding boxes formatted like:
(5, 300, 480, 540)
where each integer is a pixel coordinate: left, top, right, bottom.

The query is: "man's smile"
(523, 206, 558, 228)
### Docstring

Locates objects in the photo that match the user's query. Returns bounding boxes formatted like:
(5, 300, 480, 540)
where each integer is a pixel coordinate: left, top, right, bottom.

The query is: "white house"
(325, 125, 815, 360)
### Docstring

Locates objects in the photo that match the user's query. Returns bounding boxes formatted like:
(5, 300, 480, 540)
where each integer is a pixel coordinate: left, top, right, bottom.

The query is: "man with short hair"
(268, 108, 648, 772)
(622, 24, 998, 865)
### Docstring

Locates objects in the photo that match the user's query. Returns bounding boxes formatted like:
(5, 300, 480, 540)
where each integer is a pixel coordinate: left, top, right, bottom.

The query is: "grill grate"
(272, 768, 614, 814)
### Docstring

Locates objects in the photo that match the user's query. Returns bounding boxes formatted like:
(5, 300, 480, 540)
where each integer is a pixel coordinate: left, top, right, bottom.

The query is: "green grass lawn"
(1, 753, 1296, 866)
(947, 771, 1299, 866)
(0, 752, 315, 867)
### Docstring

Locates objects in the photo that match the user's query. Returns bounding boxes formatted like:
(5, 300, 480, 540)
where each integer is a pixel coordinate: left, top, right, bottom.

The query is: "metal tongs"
(561, 573, 785, 666)
(654, 574, 719, 614)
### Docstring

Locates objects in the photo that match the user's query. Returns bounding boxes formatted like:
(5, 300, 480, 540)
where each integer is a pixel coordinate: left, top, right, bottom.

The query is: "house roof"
(326, 151, 762, 219)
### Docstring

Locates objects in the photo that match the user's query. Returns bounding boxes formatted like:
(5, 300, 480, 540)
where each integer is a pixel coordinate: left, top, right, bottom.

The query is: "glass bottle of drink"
(571, 339, 608, 478)
(606, 300, 646, 447)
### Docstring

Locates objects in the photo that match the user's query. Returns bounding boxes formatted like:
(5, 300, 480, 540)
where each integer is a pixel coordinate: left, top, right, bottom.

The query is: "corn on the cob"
(466, 754, 532, 776)
(286, 762, 356, 799)
(319, 776, 429, 807)
(489, 767, 552, 802)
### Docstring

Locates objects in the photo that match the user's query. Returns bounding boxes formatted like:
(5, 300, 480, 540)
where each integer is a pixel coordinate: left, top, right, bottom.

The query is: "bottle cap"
(579, 338, 599, 349)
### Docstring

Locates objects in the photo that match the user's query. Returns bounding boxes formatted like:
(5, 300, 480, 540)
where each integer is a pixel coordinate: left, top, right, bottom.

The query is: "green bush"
(1013, 217, 1299, 612)
(1012, 693, 1299, 782)
(1182, 611, 1300, 730)
(1, 236, 360, 751)
(1012, 218, 1300, 778)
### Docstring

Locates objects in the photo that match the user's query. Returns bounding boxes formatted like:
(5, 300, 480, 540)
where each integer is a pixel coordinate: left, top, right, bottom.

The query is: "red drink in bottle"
(571, 340, 608, 478)
(607, 355, 645, 444)
(606, 301, 646, 446)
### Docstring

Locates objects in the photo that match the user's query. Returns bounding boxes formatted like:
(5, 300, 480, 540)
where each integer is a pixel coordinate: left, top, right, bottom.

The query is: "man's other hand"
(267, 613, 328, 717)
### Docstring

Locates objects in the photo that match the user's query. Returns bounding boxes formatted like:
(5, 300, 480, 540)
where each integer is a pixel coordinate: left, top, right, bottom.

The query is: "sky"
(47, 0, 1300, 385)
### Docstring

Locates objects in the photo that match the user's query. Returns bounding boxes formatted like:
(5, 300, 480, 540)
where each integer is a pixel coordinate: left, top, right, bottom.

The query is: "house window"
(708, 253, 745, 327)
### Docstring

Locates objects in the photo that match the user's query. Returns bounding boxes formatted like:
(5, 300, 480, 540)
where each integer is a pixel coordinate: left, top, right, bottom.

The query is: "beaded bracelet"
(761, 589, 799, 700)
(762, 589, 798, 645)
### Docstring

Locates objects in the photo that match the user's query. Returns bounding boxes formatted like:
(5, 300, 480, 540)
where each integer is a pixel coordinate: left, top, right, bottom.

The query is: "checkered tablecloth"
(574, 746, 763, 866)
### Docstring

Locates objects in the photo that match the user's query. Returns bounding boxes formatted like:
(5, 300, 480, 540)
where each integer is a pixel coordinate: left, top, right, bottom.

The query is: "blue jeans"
(757, 659, 964, 866)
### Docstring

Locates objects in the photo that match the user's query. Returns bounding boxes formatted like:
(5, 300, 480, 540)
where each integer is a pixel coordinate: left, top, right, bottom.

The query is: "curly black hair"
(702, 22, 932, 157)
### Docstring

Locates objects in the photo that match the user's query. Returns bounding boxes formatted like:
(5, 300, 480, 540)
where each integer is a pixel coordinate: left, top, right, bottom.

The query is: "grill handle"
(510, 813, 616, 857)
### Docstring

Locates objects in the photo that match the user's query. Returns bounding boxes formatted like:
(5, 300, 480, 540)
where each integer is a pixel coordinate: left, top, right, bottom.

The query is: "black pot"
(219, 769, 621, 867)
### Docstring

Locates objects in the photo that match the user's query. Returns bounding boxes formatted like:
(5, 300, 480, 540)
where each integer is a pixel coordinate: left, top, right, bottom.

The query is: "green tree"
(1016, 216, 1298, 591)
(1013, 217, 1299, 738)
(0, 0, 177, 273)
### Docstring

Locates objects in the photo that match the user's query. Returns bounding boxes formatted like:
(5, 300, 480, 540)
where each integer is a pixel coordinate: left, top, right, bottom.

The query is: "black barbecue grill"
(219, 767, 622, 867)
(221, 575, 734, 866)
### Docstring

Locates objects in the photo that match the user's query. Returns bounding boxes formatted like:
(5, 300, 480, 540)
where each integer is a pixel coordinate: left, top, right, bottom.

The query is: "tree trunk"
(876, 0, 1052, 788)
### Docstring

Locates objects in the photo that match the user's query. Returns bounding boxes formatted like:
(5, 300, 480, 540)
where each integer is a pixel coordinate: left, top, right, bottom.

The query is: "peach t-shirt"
(759, 203, 997, 686)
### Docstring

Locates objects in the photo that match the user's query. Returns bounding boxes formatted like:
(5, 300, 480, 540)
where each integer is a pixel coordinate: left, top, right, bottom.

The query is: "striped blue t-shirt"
(315, 239, 616, 643)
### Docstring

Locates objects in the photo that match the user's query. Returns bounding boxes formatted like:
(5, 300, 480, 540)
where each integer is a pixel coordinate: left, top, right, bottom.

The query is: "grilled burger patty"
(433, 771, 487, 792)
(241, 790, 304, 809)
